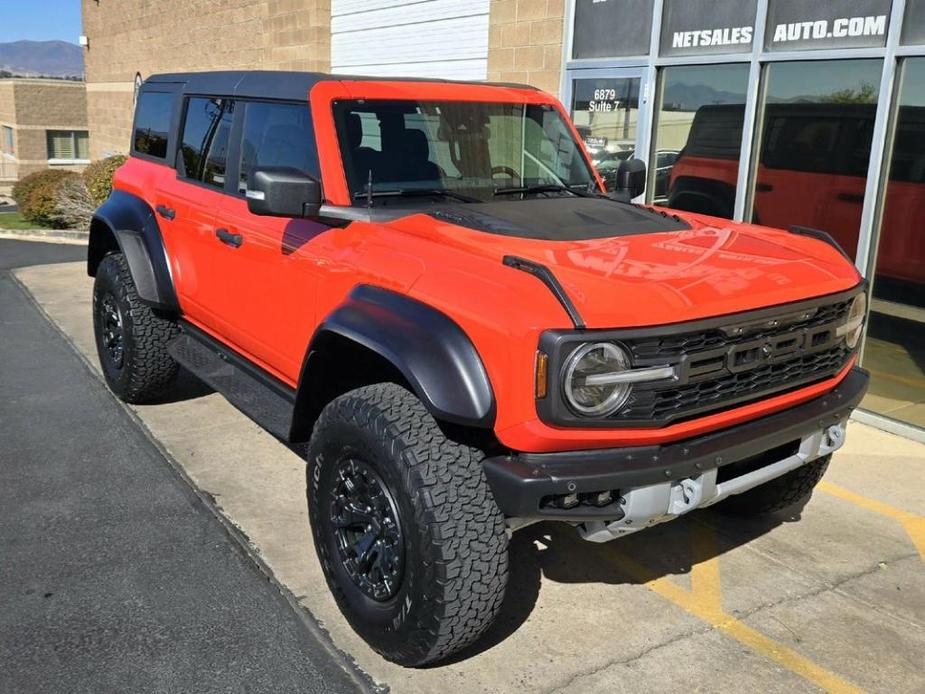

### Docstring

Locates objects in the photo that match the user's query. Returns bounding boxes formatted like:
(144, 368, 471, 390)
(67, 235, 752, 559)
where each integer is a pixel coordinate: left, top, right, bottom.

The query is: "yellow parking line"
(605, 525, 864, 694)
(819, 481, 925, 561)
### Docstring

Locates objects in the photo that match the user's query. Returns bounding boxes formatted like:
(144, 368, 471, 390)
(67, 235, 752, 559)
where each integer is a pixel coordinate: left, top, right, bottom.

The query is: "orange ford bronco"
(88, 71, 869, 666)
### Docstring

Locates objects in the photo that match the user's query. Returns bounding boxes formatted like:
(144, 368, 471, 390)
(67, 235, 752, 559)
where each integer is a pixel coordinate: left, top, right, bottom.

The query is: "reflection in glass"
(654, 64, 749, 215)
(862, 58, 925, 428)
(751, 59, 883, 260)
(570, 78, 641, 191)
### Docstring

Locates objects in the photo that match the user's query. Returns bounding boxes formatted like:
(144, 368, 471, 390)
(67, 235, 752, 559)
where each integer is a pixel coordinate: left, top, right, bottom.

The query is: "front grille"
(626, 299, 852, 362)
(608, 297, 855, 425)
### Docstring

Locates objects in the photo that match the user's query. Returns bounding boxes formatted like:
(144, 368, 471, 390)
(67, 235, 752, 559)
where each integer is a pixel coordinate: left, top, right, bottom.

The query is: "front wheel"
(307, 383, 509, 667)
(713, 455, 831, 516)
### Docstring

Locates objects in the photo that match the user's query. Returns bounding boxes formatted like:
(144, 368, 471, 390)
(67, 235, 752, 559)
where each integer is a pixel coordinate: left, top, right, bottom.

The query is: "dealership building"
(81, 0, 925, 440)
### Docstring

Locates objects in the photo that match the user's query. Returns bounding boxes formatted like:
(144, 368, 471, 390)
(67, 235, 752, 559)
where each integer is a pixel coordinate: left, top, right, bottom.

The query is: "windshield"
(333, 99, 597, 204)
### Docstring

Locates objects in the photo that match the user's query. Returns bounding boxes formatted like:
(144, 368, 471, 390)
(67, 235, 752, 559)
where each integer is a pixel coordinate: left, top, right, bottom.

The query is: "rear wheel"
(92, 253, 179, 403)
(307, 383, 508, 666)
(714, 455, 831, 516)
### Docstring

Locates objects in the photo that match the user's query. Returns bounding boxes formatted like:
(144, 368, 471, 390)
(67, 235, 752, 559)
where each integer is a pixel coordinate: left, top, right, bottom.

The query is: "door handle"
(755, 183, 773, 193)
(156, 204, 175, 220)
(215, 228, 243, 248)
(836, 192, 864, 204)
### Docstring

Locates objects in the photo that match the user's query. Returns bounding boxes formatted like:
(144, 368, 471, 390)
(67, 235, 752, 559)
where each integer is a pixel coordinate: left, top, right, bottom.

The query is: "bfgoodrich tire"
(714, 455, 831, 516)
(307, 383, 509, 667)
(92, 253, 179, 403)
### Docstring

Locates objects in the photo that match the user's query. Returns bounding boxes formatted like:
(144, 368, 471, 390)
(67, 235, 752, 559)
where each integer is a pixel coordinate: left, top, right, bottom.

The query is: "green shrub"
(12, 169, 79, 228)
(83, 155, 127, 207)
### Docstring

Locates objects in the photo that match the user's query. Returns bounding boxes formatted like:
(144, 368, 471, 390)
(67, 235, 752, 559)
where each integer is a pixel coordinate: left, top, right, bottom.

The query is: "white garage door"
(331, 0, 490, 81)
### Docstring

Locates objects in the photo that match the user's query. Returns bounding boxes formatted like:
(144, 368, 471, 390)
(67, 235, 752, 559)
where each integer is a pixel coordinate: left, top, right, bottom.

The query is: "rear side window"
(238, 101, 318, 194)
(686, 106, 745, 160)
(180, 97, 235, 189)
(133, 91, 175, 159)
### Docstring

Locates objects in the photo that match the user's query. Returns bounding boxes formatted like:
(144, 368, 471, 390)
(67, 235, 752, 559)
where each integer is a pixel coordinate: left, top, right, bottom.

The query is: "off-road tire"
(307, 383, 509, 667)
(714, 455, 831, 516)
(92, 252, 179, 403)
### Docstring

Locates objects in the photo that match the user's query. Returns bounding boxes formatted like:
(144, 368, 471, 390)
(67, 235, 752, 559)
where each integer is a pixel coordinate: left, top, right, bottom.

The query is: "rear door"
(209, 99, 329, 380)
(158, 96, 236, 328)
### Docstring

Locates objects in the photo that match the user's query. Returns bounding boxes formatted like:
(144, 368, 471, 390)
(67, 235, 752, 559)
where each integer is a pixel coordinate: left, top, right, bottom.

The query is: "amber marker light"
(535, 351, 549, 399)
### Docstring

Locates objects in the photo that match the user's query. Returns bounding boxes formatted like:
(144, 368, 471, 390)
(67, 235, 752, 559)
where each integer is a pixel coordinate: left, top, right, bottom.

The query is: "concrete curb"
(0, 227, 88, 245)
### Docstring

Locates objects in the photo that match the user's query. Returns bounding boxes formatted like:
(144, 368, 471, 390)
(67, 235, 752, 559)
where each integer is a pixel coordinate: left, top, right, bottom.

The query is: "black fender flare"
(298, 285, 496, 429)
(87, 189, 178, 312)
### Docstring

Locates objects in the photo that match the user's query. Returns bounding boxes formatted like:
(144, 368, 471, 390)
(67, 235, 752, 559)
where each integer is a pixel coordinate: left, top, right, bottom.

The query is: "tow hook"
(668, 476, 703, 515)
(820, 422, 846, 456)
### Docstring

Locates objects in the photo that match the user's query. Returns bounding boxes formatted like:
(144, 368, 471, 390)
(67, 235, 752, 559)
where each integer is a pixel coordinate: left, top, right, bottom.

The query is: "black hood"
(428, 197, 690, 241)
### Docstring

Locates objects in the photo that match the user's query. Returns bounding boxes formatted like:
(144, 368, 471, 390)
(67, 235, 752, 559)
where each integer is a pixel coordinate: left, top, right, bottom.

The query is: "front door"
(564, 68, 649, 196)
(208, 99, 328, 381)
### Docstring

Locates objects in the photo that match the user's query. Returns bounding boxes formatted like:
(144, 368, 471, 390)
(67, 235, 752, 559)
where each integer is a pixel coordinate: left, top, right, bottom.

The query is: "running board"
(168, 325, 296, 440)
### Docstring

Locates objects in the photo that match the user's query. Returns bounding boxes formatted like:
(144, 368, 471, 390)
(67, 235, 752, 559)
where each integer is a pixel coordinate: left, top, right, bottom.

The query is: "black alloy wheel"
(329, 457, 404, 602)
(98, 291, 125, 370)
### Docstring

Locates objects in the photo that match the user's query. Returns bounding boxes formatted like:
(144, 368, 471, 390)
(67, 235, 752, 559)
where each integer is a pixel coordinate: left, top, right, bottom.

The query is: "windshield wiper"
(493, 183, 596, 198)
(352, 188, 479, 203)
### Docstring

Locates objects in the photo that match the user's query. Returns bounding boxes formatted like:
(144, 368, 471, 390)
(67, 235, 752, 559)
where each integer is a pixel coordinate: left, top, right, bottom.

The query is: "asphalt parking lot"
(0, 241, 366, 693)
(12, 258, 925, 693)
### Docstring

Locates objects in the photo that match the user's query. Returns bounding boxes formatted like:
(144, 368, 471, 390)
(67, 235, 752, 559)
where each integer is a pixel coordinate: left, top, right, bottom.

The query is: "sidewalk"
(15, 260, 925, 694)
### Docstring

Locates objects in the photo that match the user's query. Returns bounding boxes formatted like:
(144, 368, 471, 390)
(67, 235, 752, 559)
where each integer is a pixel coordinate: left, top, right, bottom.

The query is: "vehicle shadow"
(145, 366, 214, 404)
(442, 505, 803, 665)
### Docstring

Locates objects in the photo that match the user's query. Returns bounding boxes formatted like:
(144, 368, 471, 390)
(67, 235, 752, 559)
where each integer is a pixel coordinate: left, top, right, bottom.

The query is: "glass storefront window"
(570, 77, 641, 190)
(652, 64, 749, 215)
(750, 59, 883, 261)
(862, 58, 925, 427)
(572, 0, 654, 59)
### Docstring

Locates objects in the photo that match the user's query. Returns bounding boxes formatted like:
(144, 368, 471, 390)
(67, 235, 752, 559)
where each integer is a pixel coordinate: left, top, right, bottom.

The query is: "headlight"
(836, 293, 867, 349)
(563, 342, 632, 416)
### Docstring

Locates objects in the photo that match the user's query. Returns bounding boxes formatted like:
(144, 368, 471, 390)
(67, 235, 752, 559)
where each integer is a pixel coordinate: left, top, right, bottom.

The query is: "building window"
(570, 77, 642, 191)
(749, 59, 883, 260)
(862, 57, 925, 428)
(1, 125, 13, 155)
(46, 130, 90, 161)
(179, 97, 234, 189)
(654, 63, 749, 216)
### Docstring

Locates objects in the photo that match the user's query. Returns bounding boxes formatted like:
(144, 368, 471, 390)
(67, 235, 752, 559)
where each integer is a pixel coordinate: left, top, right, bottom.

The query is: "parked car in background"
(667, 102, 925, 290)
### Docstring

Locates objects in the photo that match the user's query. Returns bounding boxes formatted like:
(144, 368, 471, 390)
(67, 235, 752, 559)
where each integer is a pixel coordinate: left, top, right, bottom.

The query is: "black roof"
(144, 70, 537, 101)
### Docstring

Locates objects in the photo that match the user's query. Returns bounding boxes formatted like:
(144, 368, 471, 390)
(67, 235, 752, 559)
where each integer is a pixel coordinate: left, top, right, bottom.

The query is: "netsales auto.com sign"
(657, 0, 892, 57)
(764, 0, 892, 50)
(771, 14, 887, 45)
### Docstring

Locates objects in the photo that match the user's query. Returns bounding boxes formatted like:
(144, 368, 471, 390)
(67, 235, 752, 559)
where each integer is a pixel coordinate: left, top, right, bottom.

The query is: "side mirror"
(608, 158, 646, 202)
(246, 167, 322, 218)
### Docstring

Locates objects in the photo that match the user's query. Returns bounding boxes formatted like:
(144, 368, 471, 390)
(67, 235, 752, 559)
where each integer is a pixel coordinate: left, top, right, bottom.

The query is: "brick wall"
(82, 0, 331, 158)
(0, 79, 89, 181)
(487, 0, 566, 96)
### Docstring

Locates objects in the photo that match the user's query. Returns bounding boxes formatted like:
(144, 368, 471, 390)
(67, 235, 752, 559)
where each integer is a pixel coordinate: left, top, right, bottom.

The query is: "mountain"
(662, 83, 746, 112)
(0, 40, 83, 78)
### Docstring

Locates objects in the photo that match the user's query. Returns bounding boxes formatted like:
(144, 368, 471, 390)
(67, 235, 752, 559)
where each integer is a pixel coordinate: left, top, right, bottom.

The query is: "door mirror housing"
(608, 158, 646, 203)
(246, 167, 322, 218)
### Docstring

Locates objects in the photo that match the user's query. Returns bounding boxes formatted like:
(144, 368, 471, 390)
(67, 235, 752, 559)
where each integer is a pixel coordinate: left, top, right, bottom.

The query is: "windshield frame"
(308, 80, 605, 206)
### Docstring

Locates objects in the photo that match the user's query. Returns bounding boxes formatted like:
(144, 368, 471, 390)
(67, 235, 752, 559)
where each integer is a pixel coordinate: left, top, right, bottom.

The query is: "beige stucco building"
(0, 78, 89, 193)
(81, 0, 564, 159)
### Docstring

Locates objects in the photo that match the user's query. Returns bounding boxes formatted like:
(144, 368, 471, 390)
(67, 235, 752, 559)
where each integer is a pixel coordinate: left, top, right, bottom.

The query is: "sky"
(0, 0, 81, 44)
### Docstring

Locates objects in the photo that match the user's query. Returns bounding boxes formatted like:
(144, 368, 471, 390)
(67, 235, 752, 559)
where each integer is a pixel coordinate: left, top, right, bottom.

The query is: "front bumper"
(483, 367, 869, 535)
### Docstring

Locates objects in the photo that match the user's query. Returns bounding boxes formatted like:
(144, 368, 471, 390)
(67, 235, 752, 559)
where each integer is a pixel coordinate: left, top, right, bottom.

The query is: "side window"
(238, 101, 318, 194)
(133, 91, 175, 159)
(179, 97, 235, 189)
